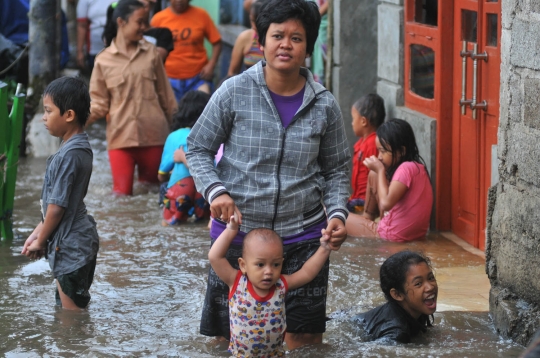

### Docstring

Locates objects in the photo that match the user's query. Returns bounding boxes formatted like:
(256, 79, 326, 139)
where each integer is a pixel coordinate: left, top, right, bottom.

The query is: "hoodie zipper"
(270, 93, 324, 229)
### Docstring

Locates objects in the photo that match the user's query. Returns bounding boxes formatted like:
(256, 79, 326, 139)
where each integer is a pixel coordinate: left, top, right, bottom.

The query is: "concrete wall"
(375, 0, 437, 222)
(486, 0, 540, 346)
(331, 0, 378, 149)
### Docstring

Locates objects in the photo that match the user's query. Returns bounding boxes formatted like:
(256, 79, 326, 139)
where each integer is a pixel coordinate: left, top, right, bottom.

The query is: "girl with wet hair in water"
(353, 250, 438, 343)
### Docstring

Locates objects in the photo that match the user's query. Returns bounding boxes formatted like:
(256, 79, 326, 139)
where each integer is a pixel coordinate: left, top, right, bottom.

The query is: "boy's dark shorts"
(200, 238, 329, 339)
(56, 258, 97, 309)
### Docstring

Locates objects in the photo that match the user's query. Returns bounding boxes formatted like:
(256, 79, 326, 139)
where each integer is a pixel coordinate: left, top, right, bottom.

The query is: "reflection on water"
(0, 123, 524, 357)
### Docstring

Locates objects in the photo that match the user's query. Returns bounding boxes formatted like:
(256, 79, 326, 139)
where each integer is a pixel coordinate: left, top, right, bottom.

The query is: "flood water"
(0, 122, 525, 357)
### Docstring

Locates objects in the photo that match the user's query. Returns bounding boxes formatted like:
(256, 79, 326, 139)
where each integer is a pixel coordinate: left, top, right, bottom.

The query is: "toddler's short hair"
(43, 77, 91, 127)
(242, 228, 283, 257)
(353, 93, 386, 129)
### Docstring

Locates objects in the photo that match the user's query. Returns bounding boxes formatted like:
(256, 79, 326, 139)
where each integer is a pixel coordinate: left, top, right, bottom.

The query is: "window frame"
(404, 2, 439, 117)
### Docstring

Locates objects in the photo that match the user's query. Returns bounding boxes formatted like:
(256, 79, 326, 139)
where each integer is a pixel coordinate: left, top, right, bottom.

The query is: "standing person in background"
(87, 0, 177, 196)
(187, 0, 351, 349)
(226, 0, 266, 77)
(22, 77, 99, 311)
(151, 0, 222, 101)
(76, 0, 116, 72)
(310, 0, 328, 85)
(140, 0, 174, 63)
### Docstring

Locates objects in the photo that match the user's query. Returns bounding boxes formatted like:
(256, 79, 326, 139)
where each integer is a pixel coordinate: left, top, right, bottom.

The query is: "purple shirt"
(269, 86, 305, 128)
(210, 219, 326, 246)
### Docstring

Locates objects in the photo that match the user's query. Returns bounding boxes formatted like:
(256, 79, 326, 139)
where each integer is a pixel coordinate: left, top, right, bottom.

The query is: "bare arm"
(21, 221, 44, 259)
(285, 237, 331, 290)
(157, 173, 169, 182)
(227, 30, 251, 76)
(319, 1, 329, 16)
(364, 156, 408, 212)
(77, 20, 89, 68)
(200, 41, 222, 81)
(156, 47, 169, 62)
(243, 0, 254, 12)
(208, 215, 240, 287)
(22, 204, 65, 258)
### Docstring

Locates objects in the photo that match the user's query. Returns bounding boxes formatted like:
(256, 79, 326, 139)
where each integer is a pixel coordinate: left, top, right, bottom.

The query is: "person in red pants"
(87, 0, 177, 195)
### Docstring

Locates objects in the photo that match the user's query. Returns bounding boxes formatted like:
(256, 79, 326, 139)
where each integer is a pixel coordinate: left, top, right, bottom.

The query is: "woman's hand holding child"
(211, 194, 243, 224)
(321, 217, 347, 251)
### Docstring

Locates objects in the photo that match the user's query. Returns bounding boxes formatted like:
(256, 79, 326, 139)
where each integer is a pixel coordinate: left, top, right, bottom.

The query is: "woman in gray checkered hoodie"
(187, 0, 351, 350)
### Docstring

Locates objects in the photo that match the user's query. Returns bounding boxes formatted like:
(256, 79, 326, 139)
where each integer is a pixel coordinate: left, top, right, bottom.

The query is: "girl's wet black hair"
(171, 90, 211, 131)
(376, 118, 428, 181)
(380, 250, 435, 326)
(256, 0, 321, 56)
(43, 77, 91, 127)
(102, 0, 145, 47)
(380, 250, 432, 302)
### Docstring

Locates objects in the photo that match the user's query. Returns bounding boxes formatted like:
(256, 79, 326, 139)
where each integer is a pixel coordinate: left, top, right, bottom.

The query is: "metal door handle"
(471, 44, 489, 119)
(470, 100, 487, 111)
(460, 41, 473, 115)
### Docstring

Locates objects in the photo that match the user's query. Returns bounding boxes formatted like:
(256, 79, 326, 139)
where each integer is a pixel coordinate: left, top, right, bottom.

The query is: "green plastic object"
(0, 81, 26, 240)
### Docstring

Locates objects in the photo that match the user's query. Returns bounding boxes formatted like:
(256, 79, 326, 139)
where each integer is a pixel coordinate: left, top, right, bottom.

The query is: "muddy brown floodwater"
(0, 123, 525, 357)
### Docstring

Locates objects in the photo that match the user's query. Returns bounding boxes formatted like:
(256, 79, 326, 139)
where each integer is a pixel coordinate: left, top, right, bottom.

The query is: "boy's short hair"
(43, 77, 91, 127)
(256, 0, 321, 56)
(353, 93, 386, 129)
(242, 228, 283, 256)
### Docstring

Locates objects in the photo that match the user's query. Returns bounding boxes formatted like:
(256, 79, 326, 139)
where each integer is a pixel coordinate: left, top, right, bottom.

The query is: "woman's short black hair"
(379, 250, 432, 302)
(102, 0, 145, 47)
(171, 90, 211, 131)
(43, 76, 91, 127)
(256, 0, 321, 56)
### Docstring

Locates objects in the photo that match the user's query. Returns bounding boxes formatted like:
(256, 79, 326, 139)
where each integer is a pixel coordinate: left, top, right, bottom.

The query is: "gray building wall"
(375, 0, 436, 225)
(486, 0, 540, 346)
(331, 0, 378, 149)
(375, 0, 435, 175)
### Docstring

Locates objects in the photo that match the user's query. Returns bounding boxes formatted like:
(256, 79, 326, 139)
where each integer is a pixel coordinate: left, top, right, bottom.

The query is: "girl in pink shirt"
(346, 118, 433, 242)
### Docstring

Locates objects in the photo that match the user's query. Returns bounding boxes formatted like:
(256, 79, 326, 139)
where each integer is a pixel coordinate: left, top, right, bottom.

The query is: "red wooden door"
(452, 0, 501, 250)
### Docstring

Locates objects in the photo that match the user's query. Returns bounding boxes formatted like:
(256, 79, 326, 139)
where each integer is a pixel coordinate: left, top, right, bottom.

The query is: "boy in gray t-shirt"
(22, 77, 99, 310)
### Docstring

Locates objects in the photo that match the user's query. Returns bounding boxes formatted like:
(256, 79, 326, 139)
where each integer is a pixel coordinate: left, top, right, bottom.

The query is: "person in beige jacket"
(88, 0, 177, 195)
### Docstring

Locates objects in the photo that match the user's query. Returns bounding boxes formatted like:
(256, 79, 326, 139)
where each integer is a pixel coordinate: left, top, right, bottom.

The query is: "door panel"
(452, 0, 500, 250)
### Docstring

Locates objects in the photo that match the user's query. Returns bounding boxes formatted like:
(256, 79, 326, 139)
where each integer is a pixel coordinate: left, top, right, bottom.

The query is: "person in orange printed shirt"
(151, 0, 222, 101)
(87, 0, 177, 196)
